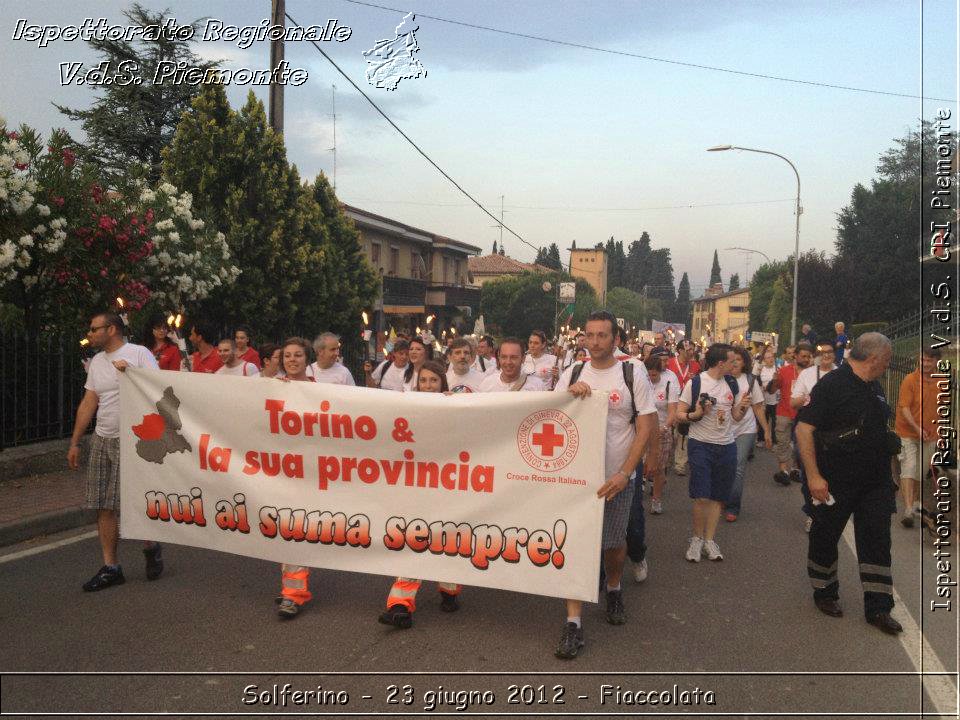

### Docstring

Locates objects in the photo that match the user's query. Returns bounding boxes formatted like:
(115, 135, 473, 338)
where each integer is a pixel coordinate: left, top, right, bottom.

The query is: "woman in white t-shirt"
(401, 337, 433, 392)
(644, 354, 678, 515)
(752, 346, 779, 446)
(380, 360, 462, 629)
(522, 330, 558, 386)
(725, 348, 772, 522)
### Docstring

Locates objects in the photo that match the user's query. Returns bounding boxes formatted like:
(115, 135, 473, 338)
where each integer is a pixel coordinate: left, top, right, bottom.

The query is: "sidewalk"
(0, 468, 93, 546)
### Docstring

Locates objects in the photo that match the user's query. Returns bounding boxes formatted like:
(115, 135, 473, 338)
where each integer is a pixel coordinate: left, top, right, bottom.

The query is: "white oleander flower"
(36, 204, 50, 217)
(18, 235, 33, 247)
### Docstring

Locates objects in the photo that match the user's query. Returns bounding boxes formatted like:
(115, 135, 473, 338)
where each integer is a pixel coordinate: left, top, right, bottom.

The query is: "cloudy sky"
(2, 1, 955, 296)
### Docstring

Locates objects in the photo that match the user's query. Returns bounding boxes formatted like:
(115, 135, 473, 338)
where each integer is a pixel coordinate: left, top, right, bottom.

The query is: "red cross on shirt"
(532, 423, 565, 457)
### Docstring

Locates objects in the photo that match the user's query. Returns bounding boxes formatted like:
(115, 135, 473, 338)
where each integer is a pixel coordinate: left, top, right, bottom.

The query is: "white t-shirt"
(85, 342, 159, 438)
(401, 369, 418, 393)
(308, 362, 356, 386)
(648, 368, 680, 427)
(446, 368, 486, 394)
(754, 364, 780, 405)
(479, 373, 547, 392)
(471, 355, 498, 376)
(731, 374, 765, 437)
(555, 361, 657, 479)
(679, 372, 738, 446)
(522, 353, 557, 383)
(372, 360, 409, 391)
(216, 361, 259, 377)
(791, 364, 836, 406)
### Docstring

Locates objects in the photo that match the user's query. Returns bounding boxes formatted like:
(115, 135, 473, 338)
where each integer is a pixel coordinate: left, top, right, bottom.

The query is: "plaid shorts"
(85, 434, 121, 511)
(601, 475, 635, 550)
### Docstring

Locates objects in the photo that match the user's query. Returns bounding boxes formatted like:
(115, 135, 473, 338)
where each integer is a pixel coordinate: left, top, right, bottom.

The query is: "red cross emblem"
(726, 393, 734, 402)
(657, 392, 665, 401)
(609, 391, 622, 405)
(532, 423, 565, 457)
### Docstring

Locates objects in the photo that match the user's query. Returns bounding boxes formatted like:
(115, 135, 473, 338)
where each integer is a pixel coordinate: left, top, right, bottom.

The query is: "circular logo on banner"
(517, 409, 580, 471)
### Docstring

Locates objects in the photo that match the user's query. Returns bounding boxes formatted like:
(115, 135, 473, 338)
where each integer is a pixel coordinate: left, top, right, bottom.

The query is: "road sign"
(559, 282, 576, 302)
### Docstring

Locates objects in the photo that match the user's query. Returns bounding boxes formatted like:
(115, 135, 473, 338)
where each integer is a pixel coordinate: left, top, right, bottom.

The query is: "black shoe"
(83, 565, 125, 592)
(555, 622, 584, 659)
(378, 604, 413, 629)
(439, 591, 460, 613)
(814, 597, 844, 617)
(789, 469, 802, 483)
(774, 471, 791, 486)
(866, 612, 903, 635)
(143, 543, 164, 580)
(605, 589, 626, 625)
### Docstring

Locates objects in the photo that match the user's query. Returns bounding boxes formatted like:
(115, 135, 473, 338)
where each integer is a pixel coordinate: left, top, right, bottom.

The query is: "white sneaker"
(633, 559, 648, 583)
(685, 536, 703, 562)
(804, 516, 813, 533)
(651, 498, 663, 514)
(702, 539, 723, 561)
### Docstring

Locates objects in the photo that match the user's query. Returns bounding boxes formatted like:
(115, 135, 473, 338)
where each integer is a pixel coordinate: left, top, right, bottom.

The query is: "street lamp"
(707, 145, 802, 345)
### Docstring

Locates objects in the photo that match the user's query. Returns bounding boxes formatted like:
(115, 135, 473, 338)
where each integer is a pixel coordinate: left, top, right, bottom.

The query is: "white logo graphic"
(363, 12, 426, 90)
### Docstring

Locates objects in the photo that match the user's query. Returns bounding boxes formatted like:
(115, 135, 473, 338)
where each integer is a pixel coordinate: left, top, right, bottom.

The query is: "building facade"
(691, 283, 751, 345)
(343, 205, 482, 345)
(467, 254, 551, 287)
(569, 248, 607, 305)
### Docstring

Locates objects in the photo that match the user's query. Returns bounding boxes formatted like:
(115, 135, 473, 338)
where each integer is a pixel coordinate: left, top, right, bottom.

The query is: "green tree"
(492, 240, 498, 254)
(763, 276, 792, 341)
(605, 287, 662, 331)
(624, 232, 652, 294)
(728, 273, 740, 291)
(748, 260, 790, 333)
(675, 272, 692, 329)
(645, 248, 676, 313)
(546, 242, 563, 271)
(709, 249, 722, 287)
(56, 4, 217, 185)
(479, 272, 597, 337)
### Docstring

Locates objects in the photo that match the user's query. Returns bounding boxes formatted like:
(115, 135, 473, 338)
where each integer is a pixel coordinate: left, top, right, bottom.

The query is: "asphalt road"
(1, 449, 957, 719)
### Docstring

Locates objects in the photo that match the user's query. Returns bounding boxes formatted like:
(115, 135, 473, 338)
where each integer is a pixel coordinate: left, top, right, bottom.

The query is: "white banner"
(651, 320, 686, 337)
(119, 369, 608, 602)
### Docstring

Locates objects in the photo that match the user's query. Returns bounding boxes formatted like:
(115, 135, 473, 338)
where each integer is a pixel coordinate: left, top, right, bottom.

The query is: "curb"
(0, 507, 95, 547)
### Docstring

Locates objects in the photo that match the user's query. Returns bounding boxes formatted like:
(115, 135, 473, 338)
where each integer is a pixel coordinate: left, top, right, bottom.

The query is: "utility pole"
(489, 195, 504, 251)
(329, 84, 337, 191)
(268, 0, 285, 134)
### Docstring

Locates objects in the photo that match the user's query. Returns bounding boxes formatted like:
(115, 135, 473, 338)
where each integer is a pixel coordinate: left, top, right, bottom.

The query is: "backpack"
(477, 356, 487, 372)
(569, 361, 638, 424)
(374, 359, 391, 389)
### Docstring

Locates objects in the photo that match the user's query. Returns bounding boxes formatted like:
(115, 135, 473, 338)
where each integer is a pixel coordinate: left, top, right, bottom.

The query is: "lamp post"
(708, 145, 802, 345)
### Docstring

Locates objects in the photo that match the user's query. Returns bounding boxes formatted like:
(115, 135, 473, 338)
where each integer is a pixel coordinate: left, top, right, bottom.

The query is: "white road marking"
(0, 529, 97, 564)
(842, 524, 957, 716)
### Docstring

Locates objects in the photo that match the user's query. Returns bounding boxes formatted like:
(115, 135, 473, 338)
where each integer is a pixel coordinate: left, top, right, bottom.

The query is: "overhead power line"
(345, 197, 797, 212)
(285, 10, 540, 259)
(339, 0, 954, 102)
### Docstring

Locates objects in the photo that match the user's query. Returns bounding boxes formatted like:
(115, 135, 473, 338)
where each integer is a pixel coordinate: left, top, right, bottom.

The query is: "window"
(443, 257, 451, 284)
(454, 259, 461, 285)
(728, 305, 747, 313)
(411, 251, 422, 279)
(390, 247, 400, 275)
(371, 242, 381, 265)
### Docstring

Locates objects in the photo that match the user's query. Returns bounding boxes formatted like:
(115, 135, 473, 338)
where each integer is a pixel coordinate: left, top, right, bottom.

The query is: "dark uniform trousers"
(807, 479, 895, 617)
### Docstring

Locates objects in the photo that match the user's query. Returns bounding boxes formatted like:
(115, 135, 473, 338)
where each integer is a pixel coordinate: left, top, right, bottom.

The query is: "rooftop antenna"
(329, 84, 337, 191)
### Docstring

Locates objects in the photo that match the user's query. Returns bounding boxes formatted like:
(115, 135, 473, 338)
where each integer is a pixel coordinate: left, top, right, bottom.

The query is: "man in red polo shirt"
(188, 321, 223, 373)
(768, 342, 813, 485)
(666, 339, 700, 476)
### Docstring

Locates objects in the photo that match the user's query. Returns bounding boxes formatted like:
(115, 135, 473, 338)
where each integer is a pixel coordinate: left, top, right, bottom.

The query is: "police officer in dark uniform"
(794, 333, 902, 634)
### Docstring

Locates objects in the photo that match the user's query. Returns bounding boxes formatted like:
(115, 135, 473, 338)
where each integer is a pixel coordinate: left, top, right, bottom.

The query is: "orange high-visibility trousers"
(386, 577, 461, 612)
(280, 564, 312, 605)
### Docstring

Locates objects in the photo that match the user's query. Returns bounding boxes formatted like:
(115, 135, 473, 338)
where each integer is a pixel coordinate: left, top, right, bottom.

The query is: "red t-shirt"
(191, 348, 224, 374)
(776, 364, 799, 419)
(154, 342, 181, 371)
(239, 347, 260, 367)
(666, 358, 700, 389)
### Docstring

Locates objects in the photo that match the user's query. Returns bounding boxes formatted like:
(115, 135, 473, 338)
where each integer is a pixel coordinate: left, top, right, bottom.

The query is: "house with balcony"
(342, 205, 482, 342)
(691, 283, 751, 345)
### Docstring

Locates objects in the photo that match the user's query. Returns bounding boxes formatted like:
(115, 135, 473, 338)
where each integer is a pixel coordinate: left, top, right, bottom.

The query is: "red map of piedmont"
(131, 386, 191, 464)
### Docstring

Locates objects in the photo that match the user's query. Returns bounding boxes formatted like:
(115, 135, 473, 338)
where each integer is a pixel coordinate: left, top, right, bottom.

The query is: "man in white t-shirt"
(67, 312, 163, 592)
(214, 338, 260, 377)
(479, 338, 546, 392)
(471, 335, 499, 376)
(308, 332, 356, 385)
(553, 311, 657, 660)
(522, 330, 558, 386)
(446, 337, 486, 393)
(678, 343, 748, 564)
(791, 343, 837, 410)
(366, 339, 409, 391)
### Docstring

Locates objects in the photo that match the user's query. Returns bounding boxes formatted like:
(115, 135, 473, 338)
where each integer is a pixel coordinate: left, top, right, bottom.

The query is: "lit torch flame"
(174, 314, 182, 329)
(362, 311, 369, 326)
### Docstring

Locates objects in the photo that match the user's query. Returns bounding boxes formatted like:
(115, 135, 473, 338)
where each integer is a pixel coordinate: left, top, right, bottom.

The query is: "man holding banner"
(554, 311, 658, 659)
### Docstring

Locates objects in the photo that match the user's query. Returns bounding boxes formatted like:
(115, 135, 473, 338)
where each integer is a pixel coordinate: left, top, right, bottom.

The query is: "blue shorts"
(687, 437, 737, 501)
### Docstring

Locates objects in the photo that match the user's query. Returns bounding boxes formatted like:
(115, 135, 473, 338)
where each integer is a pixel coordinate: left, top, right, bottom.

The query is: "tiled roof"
(468, 254, 551, 275)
